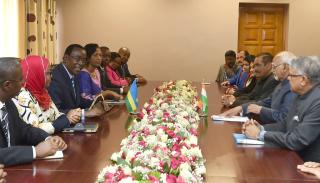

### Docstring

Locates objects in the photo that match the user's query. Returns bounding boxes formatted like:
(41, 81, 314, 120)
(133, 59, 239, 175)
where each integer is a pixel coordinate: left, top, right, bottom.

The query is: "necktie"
(1, 106, 10, 147)
(71, 77, 76, 98)
(121, 66, 125, 78)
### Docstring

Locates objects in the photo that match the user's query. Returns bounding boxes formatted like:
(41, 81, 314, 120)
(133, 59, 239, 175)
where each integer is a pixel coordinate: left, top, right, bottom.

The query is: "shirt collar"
(62, 64, 74, 79)
(0, 101, 4, 109)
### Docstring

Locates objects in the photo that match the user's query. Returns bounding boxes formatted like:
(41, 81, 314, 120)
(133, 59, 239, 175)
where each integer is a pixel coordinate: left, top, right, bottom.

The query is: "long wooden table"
(4, 81, 319, 182)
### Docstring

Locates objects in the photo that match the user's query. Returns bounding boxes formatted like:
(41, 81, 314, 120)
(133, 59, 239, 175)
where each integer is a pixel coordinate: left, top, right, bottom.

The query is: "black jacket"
(48, 63, 91, 113)
(0, 100, 48, 166)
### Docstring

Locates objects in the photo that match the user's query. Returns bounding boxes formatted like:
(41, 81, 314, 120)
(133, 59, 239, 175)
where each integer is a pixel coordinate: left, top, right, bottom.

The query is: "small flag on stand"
(125, 79, 138, 114)
(200, 84, 208, 116)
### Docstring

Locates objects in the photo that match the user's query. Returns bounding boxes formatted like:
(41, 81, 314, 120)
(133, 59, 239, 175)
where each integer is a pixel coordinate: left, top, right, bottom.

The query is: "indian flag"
(125, 79, 138, 112)
(201, 84, 208, 114)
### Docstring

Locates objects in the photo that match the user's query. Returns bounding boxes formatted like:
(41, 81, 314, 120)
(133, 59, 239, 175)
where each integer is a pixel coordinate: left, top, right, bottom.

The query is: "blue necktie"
(1, 106, 10, 147)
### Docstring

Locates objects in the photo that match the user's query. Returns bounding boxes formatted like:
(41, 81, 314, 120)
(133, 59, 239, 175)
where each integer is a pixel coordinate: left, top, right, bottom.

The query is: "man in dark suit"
(49, 44, 91, 113)
(49, 44, 122, 116)
(222, 52, 279, 107)
(0, 57, 67, 166)
(243, 56, 320, 162)
(118, 47, 147, 84)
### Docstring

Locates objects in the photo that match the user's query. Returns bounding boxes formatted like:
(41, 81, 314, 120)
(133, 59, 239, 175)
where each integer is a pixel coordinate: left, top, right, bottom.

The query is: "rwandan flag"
(125, 79, 138, 112)
(201, 84, 208, 114)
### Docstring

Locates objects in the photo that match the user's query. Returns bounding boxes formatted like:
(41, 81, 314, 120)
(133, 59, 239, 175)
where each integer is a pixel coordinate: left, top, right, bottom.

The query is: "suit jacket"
(118, 63, 136, 81)
(232, 73, 279, 106)
(263, 84, 320, 162)
(242, 79, 297, 124)
(0, 100, 49, 166)
(48, 63, 91, 113)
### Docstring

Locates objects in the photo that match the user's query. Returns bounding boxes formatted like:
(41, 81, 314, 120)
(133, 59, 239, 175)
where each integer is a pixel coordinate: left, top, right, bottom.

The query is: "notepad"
(211, 115, 249, 122)
(233, 133, 264, 145)
(40, 151, 64, 159)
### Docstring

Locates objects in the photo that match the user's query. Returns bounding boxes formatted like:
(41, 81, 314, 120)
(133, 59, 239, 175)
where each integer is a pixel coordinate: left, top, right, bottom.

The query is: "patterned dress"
(12, 88, 64, 134)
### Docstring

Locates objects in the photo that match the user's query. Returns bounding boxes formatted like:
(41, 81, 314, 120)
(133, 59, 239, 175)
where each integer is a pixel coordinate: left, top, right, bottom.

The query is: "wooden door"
(238, 5, 285, 56)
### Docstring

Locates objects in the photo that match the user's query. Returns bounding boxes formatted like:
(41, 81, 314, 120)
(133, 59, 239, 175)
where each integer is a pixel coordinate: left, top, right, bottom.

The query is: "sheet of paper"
(233, 133, 264, 145)
(211, 115, 249, 122)
(39, 151, 64, 159)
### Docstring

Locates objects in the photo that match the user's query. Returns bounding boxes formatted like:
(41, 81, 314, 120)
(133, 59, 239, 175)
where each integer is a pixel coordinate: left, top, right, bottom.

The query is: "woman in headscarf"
(12, 55, 80, 134)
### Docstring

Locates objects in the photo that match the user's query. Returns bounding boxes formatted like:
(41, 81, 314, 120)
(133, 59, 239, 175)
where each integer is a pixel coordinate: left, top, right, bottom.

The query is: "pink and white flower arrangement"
(96, 80, 206, 183)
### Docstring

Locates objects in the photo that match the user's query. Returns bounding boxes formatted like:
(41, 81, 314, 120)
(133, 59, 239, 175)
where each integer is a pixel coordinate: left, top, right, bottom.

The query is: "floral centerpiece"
(96, 80, 206, 183)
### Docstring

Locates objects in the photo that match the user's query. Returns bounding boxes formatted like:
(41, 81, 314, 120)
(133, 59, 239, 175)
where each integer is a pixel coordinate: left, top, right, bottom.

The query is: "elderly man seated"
(220, 51, 297, 124)
(118, 47, 147, 84)
(242, 56, 320, 162)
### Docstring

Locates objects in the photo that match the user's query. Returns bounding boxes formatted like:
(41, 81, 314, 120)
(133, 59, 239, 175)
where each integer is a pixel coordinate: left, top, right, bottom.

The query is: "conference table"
(4, 81, 319, 182)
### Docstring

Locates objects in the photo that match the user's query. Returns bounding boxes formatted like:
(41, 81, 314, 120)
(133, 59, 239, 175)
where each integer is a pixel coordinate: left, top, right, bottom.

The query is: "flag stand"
(199, 113, 208, 117)
(129, 111, 139, 115)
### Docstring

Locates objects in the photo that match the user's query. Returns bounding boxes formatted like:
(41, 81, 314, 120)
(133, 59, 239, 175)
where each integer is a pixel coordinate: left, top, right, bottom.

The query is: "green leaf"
(138, 136, 143, 141)
(170, 169, 180, 176)
(133, 172, 143, 181)
(163, 162, 170, 173)
(117, 157, 130, 167)
(132, 160, 141, 167)
(149, 171, 161, 179)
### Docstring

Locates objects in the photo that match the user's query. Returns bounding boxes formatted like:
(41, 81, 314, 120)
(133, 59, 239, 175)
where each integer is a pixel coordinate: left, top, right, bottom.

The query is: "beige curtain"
(0, 0, 19, 57)
(25, 0, 57, 64)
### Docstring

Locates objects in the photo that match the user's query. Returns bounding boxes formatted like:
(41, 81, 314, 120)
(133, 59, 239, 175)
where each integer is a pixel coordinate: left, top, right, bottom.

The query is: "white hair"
(291, 56, 320, 84)
(274, 51, 297, 65)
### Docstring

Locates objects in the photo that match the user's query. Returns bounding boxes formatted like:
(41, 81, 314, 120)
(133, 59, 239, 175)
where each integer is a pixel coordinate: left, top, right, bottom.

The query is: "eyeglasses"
(1, 78, 25, 85)
(272, 63, 283, 69)
(69, 55, 86, 63)
(288, 74, 304, 78)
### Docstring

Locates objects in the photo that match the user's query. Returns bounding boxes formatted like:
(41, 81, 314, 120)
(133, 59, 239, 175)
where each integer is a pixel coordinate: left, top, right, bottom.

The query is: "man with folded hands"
(242, 56, 320, 162)
(0, 57, 67, 166)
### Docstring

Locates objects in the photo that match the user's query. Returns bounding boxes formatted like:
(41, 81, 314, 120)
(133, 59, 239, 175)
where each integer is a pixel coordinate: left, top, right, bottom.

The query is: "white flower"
(154, 109, 163, 118)
(123, 166, 132, 175)
(160, 103, 169, 110)
(150, 157, 160, 168)
(195, 165, 206, 175)
(146, 135, 157, 147)
(125, 150, 136, 162)
(160, 173, 167, 182)
(160, 134, 168, 142)
(189, 147, 202, 157)
(119, 176, 134, 183)
(185, 135, 198, 146)
(110, 152, 121, 162)
(180, 168, 196, 182)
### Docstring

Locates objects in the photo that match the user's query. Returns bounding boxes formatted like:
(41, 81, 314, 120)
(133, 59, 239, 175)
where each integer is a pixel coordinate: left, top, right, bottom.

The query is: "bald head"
(0, 57, 23, 101)
(272, 51, 296, 81)
(273, 51, 297, 65)
(118, 47, 131, 64)
(0, 57, 21, 83)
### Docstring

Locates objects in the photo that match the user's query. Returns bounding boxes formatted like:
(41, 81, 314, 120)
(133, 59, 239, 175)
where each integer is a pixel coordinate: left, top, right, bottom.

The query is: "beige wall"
(56, 0, 320, 82)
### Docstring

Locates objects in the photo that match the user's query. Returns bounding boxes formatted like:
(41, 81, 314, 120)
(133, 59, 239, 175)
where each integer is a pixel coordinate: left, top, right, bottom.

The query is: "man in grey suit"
(0, 57, 67, 166)
(243, 56, 320, 162)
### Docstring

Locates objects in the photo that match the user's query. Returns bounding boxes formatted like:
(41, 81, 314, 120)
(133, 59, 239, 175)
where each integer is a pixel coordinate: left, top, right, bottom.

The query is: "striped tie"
(71, 77, 76, 98)
(1, 106, 10, 146)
